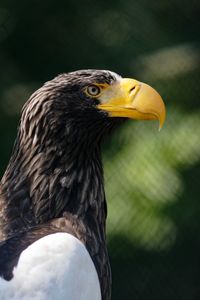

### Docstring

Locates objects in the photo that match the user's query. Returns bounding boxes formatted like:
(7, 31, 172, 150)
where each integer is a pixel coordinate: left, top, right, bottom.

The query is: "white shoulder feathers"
(0, 233, 101, 300)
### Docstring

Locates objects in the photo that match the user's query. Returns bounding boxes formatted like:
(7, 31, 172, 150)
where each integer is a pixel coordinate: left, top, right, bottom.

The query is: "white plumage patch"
(107, 70, 122, 82)
(0, 233, 101, 300)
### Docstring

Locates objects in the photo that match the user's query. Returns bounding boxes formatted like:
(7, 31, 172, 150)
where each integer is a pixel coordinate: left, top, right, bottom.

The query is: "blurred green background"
(0, 0, 200, 299)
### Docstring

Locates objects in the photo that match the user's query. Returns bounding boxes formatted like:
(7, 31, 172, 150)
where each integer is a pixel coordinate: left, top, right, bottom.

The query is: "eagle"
(0, 70, 165, 300)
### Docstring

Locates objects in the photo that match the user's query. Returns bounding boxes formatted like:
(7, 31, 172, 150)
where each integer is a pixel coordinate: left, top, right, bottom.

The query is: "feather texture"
(0, 70, 123, 300)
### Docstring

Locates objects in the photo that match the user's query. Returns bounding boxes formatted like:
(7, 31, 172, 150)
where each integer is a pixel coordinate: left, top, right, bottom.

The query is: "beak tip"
(158, 109, 166, 131)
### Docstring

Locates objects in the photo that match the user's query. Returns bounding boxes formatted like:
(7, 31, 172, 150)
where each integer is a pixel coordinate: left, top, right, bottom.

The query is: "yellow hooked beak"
(98, 78, 166, 129)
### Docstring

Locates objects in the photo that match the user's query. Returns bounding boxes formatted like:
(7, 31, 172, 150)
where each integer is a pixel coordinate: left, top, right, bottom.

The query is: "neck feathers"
(0, 130, 106, 237)
(0, 84, 111, 239)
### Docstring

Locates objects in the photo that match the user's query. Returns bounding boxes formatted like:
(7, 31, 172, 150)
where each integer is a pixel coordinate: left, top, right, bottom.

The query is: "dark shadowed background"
(0, 1, 200, 299)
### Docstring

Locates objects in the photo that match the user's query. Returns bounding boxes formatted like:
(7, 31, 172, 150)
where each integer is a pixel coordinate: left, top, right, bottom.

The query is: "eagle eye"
(86, 85, 101, 97)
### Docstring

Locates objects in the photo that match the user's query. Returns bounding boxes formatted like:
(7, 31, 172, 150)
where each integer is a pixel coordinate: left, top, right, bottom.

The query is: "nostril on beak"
(129, 86, 136, 93)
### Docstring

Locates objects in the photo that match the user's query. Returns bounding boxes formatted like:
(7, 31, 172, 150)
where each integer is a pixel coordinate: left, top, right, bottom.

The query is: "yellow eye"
(86, 85, 101, 97)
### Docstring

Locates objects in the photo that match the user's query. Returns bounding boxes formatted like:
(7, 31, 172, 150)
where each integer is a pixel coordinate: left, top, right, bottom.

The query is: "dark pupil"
(91, 87, 97, 94)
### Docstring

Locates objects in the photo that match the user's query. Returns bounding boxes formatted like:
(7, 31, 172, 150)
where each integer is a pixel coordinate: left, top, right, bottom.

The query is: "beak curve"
(98, 78, 166, 129)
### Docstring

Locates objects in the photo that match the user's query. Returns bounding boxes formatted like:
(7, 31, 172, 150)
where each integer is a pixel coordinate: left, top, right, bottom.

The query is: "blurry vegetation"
(0, 0, 200, 299)
(105, 109, 200, 250)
